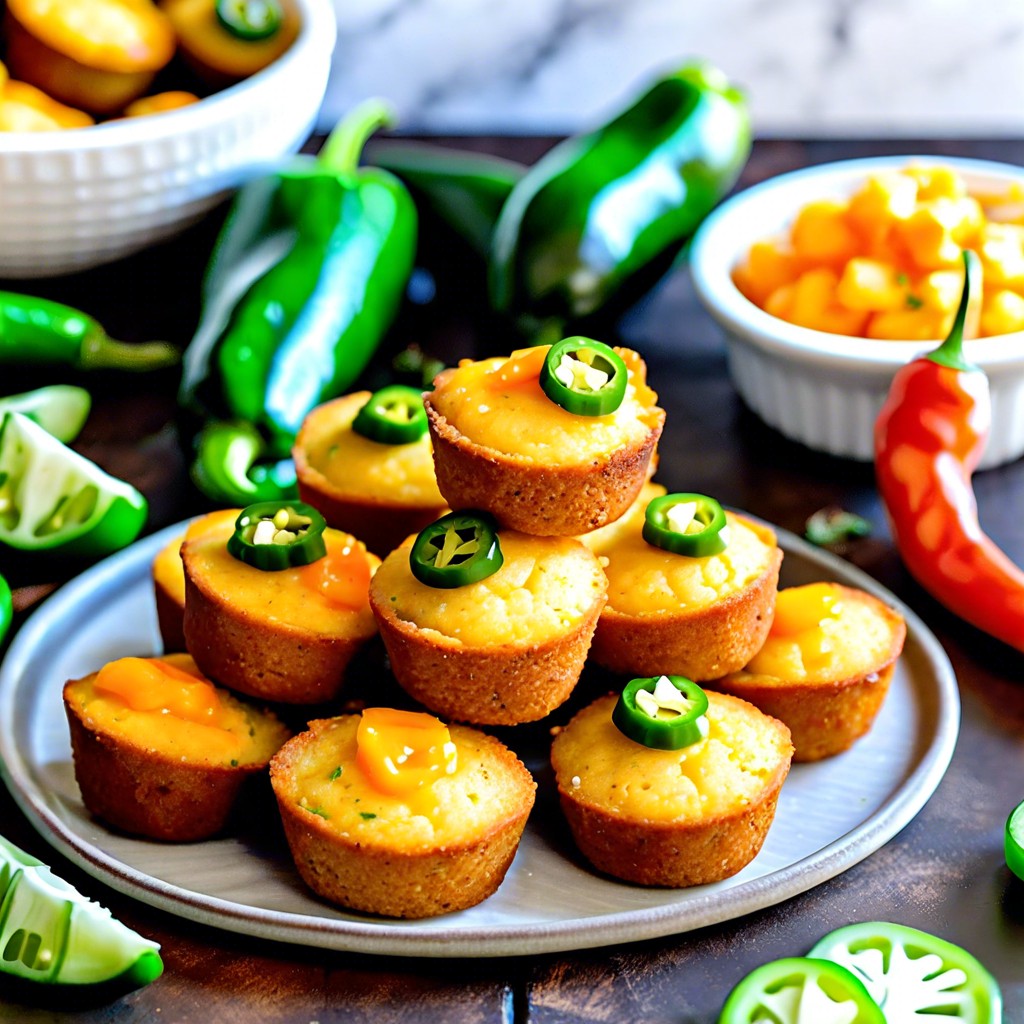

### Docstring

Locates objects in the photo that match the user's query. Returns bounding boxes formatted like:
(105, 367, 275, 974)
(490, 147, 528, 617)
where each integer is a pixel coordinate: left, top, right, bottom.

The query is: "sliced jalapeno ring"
(1006, 799, 1024, 882)
(539, 337, 628, 416)
(351, 385, 428, 445)
(215, 0, 284, 40)
(643, 492, 728, 557)
(227, 500, 327, 571)
(612, 675, 710, 750)
(410, 510, 503, 589)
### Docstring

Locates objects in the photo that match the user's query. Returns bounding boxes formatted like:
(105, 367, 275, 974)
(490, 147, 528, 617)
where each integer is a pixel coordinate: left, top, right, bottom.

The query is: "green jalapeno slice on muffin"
(227, 500, 327, 570)
(643, 492, 729, 557)
(539, 337, 628, 416)
(613, 675, 710, 750)
(410, 510, 503, 588)
(351, 385, 429, 445)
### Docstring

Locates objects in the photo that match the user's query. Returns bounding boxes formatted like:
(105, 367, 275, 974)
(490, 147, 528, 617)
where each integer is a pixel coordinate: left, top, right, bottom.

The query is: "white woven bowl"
(690, 155, 1024, 470)
(0, 0, 336, 278)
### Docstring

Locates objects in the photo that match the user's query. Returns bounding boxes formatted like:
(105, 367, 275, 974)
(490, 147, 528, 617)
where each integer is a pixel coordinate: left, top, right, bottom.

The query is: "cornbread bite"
(293, 389, 447, 557)
(270, 709, 536, 918)
(585, 491, 782, 680)
(63, 654, 290, 841)
(369, 512, 608, 725)
(551, 683, 793, 887)
(182, 502, 380, 704)
(151, 509, 238, 653)
(712, 582, 906, 761)
(424, 340, 665, 536)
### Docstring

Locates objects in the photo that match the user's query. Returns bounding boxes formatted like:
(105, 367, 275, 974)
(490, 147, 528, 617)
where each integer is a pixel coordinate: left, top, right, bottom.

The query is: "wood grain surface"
(1, 138, 1023, 1022)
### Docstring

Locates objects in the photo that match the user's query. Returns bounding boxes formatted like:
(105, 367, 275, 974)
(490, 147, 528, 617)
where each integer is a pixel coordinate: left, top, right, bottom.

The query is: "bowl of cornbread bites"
(690, 156, 1024, 468)
(62, 335, 907, 921)
(0, 0, 336, 276)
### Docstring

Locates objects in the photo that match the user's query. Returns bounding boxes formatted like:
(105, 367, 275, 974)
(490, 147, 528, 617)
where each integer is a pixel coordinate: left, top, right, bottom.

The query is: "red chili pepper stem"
(317, 99, 396, 177)
(927, 249, 980, 373)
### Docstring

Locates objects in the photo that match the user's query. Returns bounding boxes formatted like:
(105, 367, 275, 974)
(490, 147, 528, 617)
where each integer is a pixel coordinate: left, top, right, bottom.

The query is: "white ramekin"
(689, 155, 1024, 470)
(0, 0, 336, 278)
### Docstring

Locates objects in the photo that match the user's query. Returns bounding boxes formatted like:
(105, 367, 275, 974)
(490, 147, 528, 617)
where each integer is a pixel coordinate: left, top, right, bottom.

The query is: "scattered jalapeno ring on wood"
(809, 921, 1002, 1023)
(1006, 799, 1024, 883)
(612, 675, 710, 750)
(215, 0, 283, 40)
(351, 385, 428, 445)
(409, 510, 503, 589)
(719, 956, 885, 1024)
(539, 337, 628, 416)
(227, 500, 327, 571)
(642, 492, 728, 557)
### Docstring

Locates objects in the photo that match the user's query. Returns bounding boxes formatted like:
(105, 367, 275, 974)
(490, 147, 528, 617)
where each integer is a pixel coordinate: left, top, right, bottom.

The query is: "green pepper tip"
(79, 334, 180, 373)
(928, 248, 981, 374)
(318, 98, 399, 177)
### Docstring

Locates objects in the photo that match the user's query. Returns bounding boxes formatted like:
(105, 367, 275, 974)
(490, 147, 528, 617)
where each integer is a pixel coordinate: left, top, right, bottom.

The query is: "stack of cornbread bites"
(63, 338, 905, 918)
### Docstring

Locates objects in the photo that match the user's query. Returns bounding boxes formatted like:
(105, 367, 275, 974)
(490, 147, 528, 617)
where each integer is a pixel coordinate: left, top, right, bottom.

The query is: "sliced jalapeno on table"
(612, 675, 709, 750)
(410, 511, 503, 589)
(643, 492, 728, 557)
(1007, 799, 1024, 883)
(539, 337, 627, 416)
(0, 385, 90, 444)
(352, 385, 428, 445)
(215, 0, 283, 39)
(719, 956, 885, 1024)
(0, 412, 147, 557)
(0, 834, 162, 988)
(810, 921, 1002, 1024)
(227, 500, 327, 571)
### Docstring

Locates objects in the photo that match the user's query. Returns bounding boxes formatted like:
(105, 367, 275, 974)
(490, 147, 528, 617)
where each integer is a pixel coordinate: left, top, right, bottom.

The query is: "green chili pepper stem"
(191, 421, 298, 505)
(317, 99, 397, 178)
(929, 249, 980, 373)
(78, 332, 180, 372)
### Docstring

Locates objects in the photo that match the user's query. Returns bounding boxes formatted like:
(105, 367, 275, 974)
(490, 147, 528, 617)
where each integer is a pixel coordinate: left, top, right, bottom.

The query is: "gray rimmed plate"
(0, 521, 958, 958)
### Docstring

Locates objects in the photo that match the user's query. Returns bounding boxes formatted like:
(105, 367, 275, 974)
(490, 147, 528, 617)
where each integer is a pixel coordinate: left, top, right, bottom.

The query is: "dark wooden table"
(2, 137, 1024, 1022)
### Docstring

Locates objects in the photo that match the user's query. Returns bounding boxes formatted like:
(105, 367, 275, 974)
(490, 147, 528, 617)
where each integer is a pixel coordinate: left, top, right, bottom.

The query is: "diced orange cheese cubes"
(791, 200, 860, 264)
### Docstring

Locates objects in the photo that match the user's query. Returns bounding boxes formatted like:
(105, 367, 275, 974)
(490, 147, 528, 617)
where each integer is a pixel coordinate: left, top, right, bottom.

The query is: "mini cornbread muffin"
(152, 509, 239, 653)
(293, 388, 448, 557)
(64, 654, 290, 841)
(424, 339, 665, 536)
(182, 502, 381, 704)
(270, 709, 536, 918)
(712, 582, 907, 761)
(585, 491, 782, 680)
(369, 512, 608, 725)
(551, 680, 793, 887)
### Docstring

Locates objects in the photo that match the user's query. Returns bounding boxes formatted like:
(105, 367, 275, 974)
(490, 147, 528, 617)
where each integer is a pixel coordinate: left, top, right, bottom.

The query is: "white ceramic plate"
(0, 522, 959, 958)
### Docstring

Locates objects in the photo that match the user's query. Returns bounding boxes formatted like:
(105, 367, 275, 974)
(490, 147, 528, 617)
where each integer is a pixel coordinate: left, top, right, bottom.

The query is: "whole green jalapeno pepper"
(490, 61, 750, 340)
(0, 292, 178, 372)
(0, 834, 162, 989)
(179, 98, 418, 506)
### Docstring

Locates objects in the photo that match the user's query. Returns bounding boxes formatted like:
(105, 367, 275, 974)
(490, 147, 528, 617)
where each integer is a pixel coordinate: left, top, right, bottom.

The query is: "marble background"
(321, 0, 1024, 137)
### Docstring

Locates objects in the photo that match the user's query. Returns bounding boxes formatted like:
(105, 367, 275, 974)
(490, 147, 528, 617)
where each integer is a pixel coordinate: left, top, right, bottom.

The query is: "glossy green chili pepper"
(810, 921, 1002, 1023)
(227, 501, 327, 571)
(352, 384, 428, 444)
(539, 337, 627, 416)
(643, 492, 728, 557)
(215, 0, 282, 40)
(0, 834, 162, 988)
(0, 574, 11, 647)
(410, 511, 503, 589)
(0, 292, 178, 372)
(1006, 799, 1024, 883)
(0, 412, 147, 557)
(490, 61, 750, 340)
(719, 956, 885, 1024)
(370, 140, 526, 257)
(612, 675, 709, 750)
(179, 98, 417, 505)
(0, 385, 90, 443)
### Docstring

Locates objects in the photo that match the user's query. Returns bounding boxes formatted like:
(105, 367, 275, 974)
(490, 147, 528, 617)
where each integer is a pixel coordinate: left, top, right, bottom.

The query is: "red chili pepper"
(874, 249, 1024, 653)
